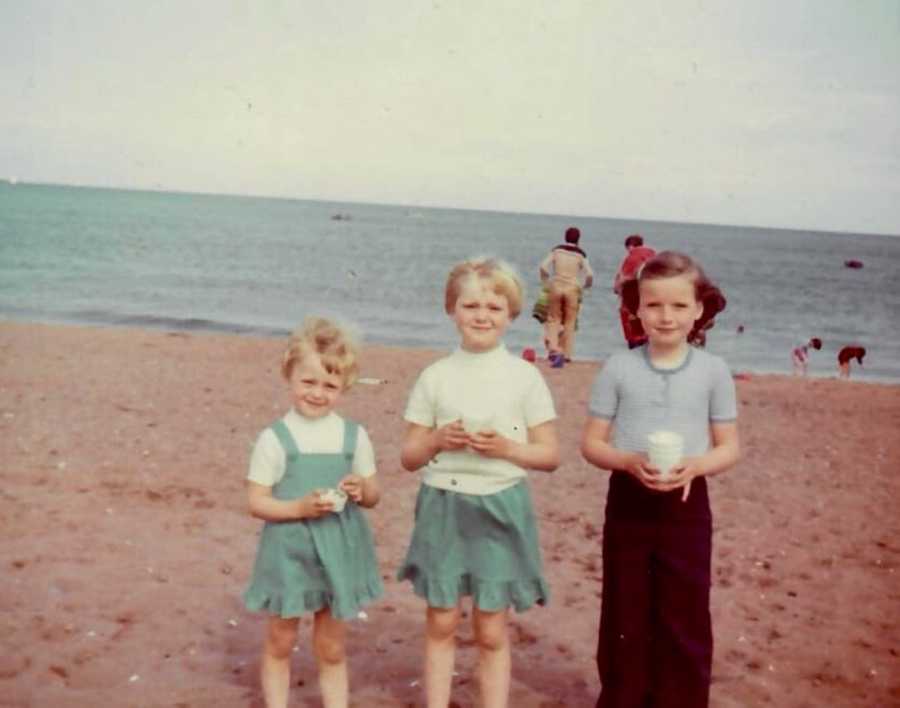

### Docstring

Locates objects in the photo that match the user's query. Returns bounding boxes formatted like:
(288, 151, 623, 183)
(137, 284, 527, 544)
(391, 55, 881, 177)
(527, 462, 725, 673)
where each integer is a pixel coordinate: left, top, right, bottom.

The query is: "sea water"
(1, 182, 898, 382)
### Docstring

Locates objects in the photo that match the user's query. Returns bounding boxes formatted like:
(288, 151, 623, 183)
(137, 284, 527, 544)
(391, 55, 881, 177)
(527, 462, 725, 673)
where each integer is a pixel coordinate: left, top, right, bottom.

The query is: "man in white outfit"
(539, 227, 594, 365)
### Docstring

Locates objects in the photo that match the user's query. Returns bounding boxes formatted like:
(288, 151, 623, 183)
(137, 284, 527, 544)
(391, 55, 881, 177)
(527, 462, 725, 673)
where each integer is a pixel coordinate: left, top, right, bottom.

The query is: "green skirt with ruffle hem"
(397, 481, 549, 612)
(244, 507, 383, 620)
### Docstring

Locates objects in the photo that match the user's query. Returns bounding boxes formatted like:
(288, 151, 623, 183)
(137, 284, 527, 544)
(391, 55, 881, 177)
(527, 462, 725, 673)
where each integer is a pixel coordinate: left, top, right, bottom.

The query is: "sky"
(2, 1, 899, 235)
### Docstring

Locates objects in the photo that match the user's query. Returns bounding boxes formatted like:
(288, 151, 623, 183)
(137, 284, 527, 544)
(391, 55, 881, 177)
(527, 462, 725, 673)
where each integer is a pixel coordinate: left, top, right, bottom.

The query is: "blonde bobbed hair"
(281, 316, 359, 388)
(444, 257, 524, 319)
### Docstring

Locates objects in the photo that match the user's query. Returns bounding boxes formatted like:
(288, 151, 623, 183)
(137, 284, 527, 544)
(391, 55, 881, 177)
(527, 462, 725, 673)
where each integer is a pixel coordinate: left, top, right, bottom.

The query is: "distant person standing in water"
(838, 345, 866, 378)
(613, 234, 656, 349)
(539, 227, 594, 366)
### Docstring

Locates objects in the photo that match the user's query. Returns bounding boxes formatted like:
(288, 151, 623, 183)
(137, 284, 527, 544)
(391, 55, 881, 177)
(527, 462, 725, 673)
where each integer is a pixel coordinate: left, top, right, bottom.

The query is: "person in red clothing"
(837, 345, 866, 378)
(613, 234, 656, 349)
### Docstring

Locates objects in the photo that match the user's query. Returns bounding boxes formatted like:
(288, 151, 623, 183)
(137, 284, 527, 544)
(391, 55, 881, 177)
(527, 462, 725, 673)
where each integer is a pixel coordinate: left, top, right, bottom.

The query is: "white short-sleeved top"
(404, 344, 557, 495)
(247, 409, 376, 486)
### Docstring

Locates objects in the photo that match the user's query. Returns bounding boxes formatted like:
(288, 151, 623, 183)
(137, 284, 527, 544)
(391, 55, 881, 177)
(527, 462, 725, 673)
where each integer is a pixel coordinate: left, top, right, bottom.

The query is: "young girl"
(581, 251, 740, 708)
(397, 257, 559, 708)
(243, 317, 382, 708)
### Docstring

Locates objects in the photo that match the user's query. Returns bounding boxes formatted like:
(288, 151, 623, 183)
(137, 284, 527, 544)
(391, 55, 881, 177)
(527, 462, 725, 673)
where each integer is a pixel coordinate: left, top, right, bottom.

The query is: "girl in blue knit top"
(582, 251, 740, 708)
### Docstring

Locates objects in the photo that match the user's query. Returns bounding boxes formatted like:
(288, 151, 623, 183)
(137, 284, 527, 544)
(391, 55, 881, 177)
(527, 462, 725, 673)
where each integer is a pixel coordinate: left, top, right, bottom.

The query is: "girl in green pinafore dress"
(397, 259, 560, 708)
(243, 317, 382, 708)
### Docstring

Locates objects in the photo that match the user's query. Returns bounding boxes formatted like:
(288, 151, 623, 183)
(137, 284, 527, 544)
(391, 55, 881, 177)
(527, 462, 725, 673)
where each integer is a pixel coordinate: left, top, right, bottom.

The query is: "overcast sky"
(2, 1, 898, 235)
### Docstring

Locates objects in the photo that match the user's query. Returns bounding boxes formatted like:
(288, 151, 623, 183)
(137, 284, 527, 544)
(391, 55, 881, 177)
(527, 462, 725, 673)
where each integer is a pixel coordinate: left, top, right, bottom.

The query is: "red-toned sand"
(1, 321, 898, 707)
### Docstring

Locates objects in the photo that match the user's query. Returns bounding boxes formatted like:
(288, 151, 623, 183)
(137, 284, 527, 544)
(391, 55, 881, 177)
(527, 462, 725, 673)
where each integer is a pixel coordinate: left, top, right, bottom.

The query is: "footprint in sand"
(0, 654, 32, 680)
(49, 665, 69, 681)
(714, 565, 734, 588)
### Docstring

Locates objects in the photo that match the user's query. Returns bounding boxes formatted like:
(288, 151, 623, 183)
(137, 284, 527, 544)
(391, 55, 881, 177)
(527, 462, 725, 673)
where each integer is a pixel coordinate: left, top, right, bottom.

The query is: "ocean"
(2, 183, 899, 382)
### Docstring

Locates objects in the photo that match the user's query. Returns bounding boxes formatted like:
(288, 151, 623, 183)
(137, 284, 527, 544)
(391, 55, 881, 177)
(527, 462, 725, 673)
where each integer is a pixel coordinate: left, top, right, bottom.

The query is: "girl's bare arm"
(247, 481, 333, 521)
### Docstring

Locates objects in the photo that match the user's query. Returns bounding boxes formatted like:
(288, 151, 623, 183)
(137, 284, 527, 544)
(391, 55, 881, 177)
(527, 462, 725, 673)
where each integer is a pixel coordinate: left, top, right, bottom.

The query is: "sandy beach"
(1, 320, 898, 707)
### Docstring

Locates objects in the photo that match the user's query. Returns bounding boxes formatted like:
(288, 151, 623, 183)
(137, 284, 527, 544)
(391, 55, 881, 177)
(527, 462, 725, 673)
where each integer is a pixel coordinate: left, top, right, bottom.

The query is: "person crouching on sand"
(581, 251, 740, 708)
(397, 257, 559, 707)
(243, 317, 382, 708)
(791, 337, 822, 376)
(838, 345, 866, 378)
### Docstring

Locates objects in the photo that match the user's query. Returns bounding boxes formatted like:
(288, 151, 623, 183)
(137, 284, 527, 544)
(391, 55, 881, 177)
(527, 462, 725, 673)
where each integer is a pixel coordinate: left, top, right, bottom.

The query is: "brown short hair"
(281, 316, 359, 387)
(565, 226, 581, 244)
(622, 250, 727, 346)
(444, 257, 524, 319)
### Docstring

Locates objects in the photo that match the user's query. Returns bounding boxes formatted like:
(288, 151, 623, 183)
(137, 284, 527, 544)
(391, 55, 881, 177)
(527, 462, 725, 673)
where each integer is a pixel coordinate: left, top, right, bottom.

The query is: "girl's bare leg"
(313, 608, 348, 708)
(260, 616, 300, 708)
(473, 608, 511, 708)
(425, 605, 461, 707)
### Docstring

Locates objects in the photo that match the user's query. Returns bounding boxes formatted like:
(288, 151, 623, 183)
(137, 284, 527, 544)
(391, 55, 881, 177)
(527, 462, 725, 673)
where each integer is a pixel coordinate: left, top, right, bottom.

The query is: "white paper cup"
(650, 452, 682, 474)
(462, 415, 492, 435)
(321, 488, 348, 513)
(647, 431, 684, 477)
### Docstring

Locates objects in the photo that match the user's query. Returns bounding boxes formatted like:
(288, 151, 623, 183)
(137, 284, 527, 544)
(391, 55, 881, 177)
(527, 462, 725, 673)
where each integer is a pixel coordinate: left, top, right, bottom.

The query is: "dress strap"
(270, 419, 302, 460)
(342, 419, 358, 462)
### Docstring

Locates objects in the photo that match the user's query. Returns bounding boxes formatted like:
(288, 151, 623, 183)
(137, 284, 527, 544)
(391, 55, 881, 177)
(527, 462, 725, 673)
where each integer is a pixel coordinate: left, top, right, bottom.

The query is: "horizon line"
(4, 177, 898, 240)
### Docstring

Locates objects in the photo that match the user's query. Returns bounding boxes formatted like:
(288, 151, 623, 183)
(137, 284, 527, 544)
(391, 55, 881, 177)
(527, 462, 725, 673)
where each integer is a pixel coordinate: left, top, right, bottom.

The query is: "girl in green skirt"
(397, 258, 560, 707)
(243, 317, 382, 708)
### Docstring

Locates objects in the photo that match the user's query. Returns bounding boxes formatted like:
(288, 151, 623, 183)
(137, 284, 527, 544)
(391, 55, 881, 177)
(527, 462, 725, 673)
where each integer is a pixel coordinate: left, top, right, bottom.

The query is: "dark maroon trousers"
(596, 472, 713, 708)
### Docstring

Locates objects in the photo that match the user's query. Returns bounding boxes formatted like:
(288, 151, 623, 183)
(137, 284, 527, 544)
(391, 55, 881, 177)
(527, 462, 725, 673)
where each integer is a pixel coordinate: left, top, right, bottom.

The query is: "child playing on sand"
(791, 336, 822, 376)
(243, 317, 382, 708)
(581, 251, 741, 708)
(838, 345, 866, 378)
(397, 257, 560, 707)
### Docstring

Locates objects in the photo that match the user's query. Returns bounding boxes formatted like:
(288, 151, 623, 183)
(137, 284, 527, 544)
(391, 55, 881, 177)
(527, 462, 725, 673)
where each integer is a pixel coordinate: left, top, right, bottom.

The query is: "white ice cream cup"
(321, 488, 348, 513)
(647, 431, 684, 477)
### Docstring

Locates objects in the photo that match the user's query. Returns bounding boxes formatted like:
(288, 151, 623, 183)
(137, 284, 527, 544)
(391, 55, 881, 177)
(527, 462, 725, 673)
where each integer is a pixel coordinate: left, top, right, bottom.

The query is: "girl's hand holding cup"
(623, 452, 660, 488)
(646, 459, 698, 502)
(466, 428, 510, 459)
(339, 474, 364, 503)
(433, 419, 469, 453)
(299, 489, 338, 519)
(462, 414, 506, 457)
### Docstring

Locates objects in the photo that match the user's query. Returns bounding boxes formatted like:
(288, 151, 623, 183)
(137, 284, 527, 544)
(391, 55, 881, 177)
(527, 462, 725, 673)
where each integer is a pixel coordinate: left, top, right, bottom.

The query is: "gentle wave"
(0, 305, 290, 339)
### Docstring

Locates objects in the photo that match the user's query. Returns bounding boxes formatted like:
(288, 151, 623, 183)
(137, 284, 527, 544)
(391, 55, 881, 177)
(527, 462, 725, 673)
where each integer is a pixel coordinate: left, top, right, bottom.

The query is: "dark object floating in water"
(331, 213, 352, 221)
(844, 259, 863, 269)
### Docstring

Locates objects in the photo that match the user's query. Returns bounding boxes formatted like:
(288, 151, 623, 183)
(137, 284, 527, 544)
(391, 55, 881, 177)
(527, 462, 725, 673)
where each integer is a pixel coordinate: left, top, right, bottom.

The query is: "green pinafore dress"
(243, 418, 383, 620)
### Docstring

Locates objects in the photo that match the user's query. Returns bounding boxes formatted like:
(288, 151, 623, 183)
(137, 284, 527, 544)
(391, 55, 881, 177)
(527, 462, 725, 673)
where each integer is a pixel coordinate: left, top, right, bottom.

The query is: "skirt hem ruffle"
(397, 565, 548, 613)
(243, 577, 383, 620)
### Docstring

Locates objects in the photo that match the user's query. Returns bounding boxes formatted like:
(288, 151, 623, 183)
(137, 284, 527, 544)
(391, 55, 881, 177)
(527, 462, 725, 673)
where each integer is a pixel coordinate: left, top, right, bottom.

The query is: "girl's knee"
(313, 632, 346, 666)
(473, 609, 509, 652)
(265, 617, 300, 659)
(313, 609, 346, 666)
(426, 606, 461, 642)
